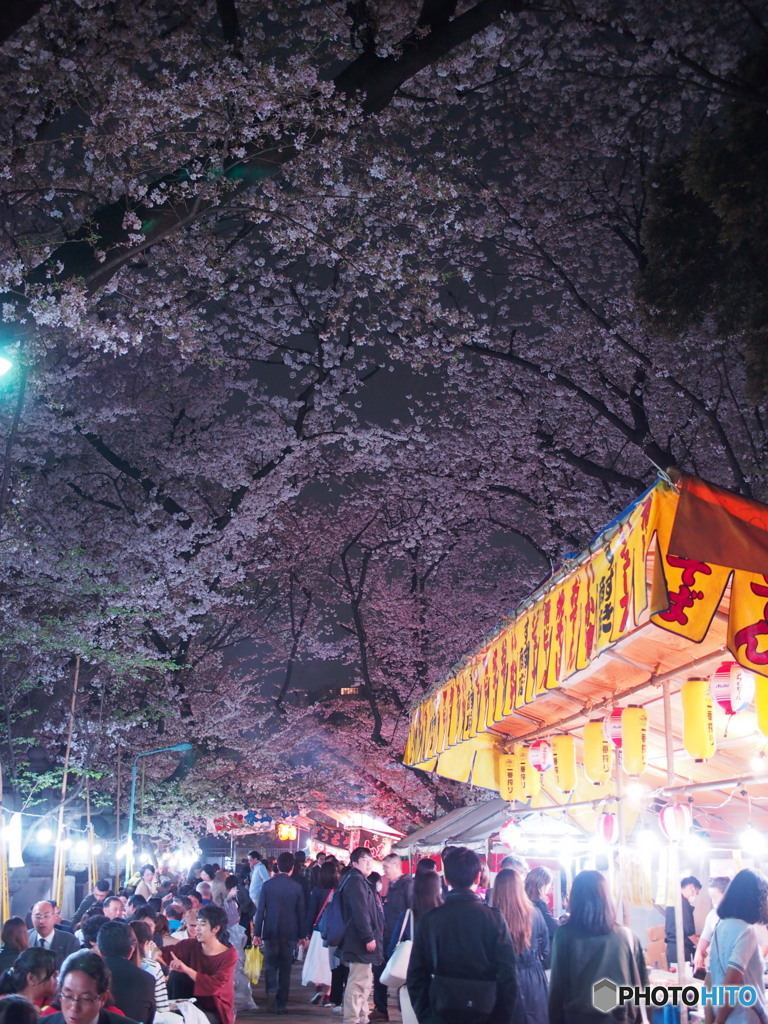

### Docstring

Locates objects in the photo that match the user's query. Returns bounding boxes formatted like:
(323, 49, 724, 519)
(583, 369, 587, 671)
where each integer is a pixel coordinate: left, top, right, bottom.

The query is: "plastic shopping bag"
(244, 944, 263, 985)
(302, 930, 332, 988)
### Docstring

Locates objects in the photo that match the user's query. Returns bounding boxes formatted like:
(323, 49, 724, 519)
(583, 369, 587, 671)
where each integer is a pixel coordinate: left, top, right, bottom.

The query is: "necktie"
(37, 936, 46, 948)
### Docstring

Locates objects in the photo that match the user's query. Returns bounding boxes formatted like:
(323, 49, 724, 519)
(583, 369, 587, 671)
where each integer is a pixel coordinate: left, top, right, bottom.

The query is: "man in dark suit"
(254, 851, 306, 1014)
(73, 879, 111, 926)
(28, 901, 80, 965)
(96, 920, 156, 1024)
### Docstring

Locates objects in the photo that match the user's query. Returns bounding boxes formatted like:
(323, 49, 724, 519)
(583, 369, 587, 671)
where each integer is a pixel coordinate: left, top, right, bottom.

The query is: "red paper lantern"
(603, 708, 624, 749)
(659, 803, 692, 842)
(595, 811, 618, 844)
(710, 661, 755, 716)
(528, 739, 554, 772)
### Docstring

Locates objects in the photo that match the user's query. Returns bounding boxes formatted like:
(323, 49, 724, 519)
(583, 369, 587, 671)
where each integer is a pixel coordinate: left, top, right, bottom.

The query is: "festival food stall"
(207, 805, 402, 862)
(403, 473, 768, 969)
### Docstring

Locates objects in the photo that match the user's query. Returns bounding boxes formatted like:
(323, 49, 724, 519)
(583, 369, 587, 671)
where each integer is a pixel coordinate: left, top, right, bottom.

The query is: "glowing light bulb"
(36, 828, 53, 845)
(625, 781, 648, 802)
(635, 828, 660, 852)
(741, 825, 766, 857)
(92, 844, 103, 856)
(74, 840, 89, 857)
(684, 832, 709, 858)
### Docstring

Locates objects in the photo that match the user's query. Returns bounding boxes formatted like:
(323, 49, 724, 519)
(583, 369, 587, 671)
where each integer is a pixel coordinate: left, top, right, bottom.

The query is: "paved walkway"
(238, 969, 404, 1024)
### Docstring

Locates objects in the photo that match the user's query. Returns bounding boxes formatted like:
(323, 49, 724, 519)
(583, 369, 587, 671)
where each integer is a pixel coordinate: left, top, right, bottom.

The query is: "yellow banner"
(405, 479, 768, 768)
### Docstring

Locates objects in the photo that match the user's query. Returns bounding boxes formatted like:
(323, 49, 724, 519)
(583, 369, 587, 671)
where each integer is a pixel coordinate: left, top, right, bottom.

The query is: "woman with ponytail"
(0, 948, 59, 1011)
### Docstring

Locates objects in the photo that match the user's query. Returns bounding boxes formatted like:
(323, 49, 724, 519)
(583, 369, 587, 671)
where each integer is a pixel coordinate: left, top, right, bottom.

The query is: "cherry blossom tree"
(0, 0, 766, 837)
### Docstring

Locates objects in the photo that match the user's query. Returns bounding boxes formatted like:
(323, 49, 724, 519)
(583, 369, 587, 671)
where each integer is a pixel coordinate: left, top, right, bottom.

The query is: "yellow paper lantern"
(681, 677, 715, 761)
(621, 706, 648, 777)
(499, 754, 516, 801)
(583, 720, 612, 784)
(498, 750, 541, 801)
(550, 734, 577, 793)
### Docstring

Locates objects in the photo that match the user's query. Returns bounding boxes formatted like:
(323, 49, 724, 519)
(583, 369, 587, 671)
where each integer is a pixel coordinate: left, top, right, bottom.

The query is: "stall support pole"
(664, 680, 689, 1023)
(616, 749, 627, 925)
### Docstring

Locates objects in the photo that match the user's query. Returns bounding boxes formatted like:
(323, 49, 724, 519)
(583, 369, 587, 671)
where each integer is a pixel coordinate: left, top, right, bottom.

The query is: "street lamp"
(125, 743, 193, 884)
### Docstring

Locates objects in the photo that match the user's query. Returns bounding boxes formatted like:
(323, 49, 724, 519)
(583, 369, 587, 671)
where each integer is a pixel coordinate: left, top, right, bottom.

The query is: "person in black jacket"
(340, 847, 384, 1024)
(370, 854, 413, 1022)
(407, 846, 517, 1024)
(254, 851, 306, 1014)
(96, 921, 155, 1024)
(72, 882, 111, 928)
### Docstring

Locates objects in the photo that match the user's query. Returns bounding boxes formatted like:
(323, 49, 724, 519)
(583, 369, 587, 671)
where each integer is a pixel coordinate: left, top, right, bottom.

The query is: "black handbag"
(429, 974, 498, 1023)
(429, 928, 497, 1023)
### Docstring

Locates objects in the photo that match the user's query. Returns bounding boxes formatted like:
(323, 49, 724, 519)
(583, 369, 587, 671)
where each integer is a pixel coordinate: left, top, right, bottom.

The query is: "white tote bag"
(302, 928, 332, 987)
(380, 909, 412, 989)
(399, 984, 419, 1024)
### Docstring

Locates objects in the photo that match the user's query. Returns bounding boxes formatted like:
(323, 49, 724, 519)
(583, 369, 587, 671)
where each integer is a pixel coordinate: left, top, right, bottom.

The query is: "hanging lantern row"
(498, 707, 648, 801)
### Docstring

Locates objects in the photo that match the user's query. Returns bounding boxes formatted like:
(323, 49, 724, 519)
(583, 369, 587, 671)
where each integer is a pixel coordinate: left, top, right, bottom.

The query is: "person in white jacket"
(248, 851, 269, 910)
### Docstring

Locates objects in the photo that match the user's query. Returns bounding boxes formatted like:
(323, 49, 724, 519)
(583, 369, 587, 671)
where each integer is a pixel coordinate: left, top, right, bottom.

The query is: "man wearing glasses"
(28, 901, 80, 965)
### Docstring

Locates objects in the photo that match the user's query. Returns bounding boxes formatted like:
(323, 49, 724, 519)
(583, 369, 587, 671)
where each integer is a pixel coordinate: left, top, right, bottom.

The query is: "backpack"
(320, 876, 349, 947)
(236, 881, 256, 918)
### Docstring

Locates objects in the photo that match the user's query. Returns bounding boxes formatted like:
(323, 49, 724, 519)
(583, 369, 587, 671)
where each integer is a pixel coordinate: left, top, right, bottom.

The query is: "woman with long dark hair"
(412, 871, 443, 927)
(0, 919, 29, 974)
(549, 870, 646, 1024)
(162, 903, 237, 1024)
(708, 868, 768, 1024)
(305, 859, 339, 1007)
(129, 920, 170, 1013)
(0, 948, 58, 1010)
(492, 869, 548, 1024)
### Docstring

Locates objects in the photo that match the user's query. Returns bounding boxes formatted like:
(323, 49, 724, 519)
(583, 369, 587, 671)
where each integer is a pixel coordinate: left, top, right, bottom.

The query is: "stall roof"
(404, 476, 768, 836)
(393, 798, 510, 851)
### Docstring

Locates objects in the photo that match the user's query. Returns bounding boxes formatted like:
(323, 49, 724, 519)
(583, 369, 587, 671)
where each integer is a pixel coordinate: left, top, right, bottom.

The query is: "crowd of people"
(0, 851, 767, 1024)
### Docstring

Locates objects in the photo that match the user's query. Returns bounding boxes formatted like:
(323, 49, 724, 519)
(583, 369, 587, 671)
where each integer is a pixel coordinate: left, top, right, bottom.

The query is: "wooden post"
(52, 656, 80, 906)
(615, 748, 628, 925)
(0, 759, 9, 920)
(115, 748, 122, 892)
(664, 680, 689, 1021)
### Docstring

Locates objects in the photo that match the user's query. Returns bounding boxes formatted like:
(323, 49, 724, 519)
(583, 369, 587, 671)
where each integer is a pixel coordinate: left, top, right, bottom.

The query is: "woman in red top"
(163, 904, 237, 1024)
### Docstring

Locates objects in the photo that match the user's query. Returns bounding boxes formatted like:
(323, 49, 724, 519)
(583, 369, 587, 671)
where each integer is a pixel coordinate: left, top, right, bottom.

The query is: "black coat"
(512, 908, 549, 1024)
(72, 894, 99, 926)
(407, 889, 518, 1024)
(254, 872, 306, 942)
(339, 869, 384, 965)
(102, 955, 156, 1024)
(383, 874, 413, 948)
(0, 945, 22, 974)
(305, 886, 332, 937)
